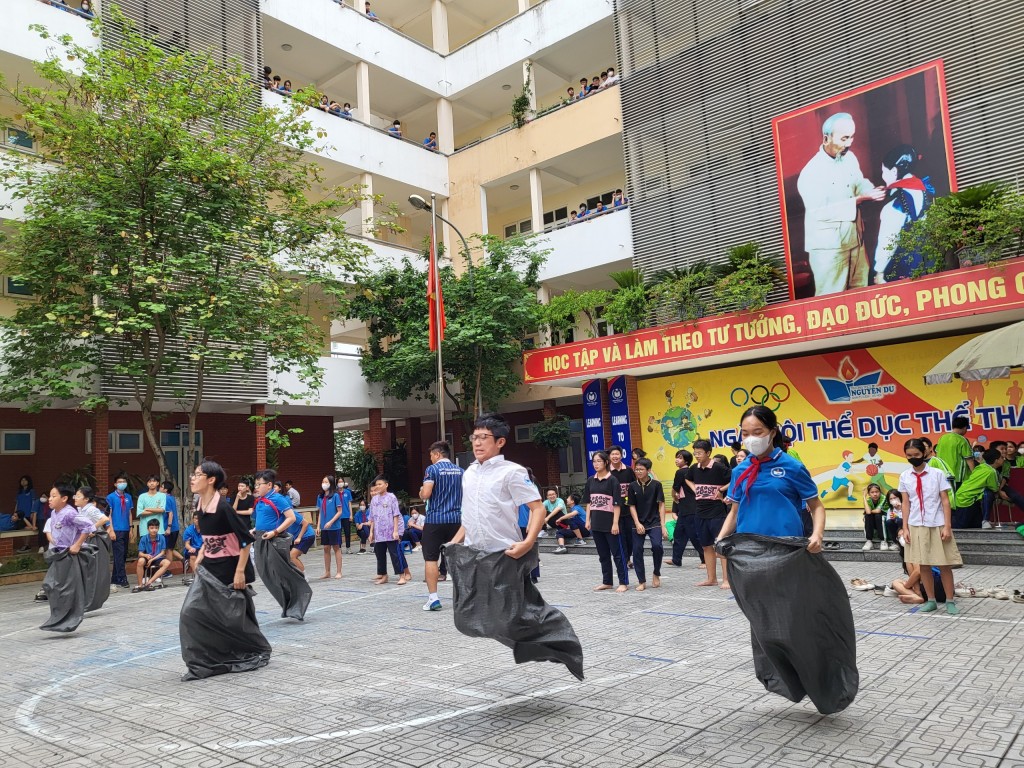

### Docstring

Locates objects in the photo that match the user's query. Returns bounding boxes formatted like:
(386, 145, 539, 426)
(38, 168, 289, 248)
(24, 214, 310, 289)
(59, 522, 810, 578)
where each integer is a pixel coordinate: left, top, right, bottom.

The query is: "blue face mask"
(116, 482, 127, 491)
(973, 451, 983, 461)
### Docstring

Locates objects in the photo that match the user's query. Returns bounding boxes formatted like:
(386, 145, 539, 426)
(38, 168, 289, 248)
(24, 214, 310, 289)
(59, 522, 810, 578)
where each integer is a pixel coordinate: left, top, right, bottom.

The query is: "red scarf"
(735, 451, 777, 496)
(914, 469, 927, 522)
(887, 177, 927, 193)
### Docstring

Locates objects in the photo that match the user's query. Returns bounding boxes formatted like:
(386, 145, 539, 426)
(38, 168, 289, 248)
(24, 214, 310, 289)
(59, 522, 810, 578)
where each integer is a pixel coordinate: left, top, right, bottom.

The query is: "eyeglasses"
(468, 433, 495, 443)
(190, 471, 206, 479)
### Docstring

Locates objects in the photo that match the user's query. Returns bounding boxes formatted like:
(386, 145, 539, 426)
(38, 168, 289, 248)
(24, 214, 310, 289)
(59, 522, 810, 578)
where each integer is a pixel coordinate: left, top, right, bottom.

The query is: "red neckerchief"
(735, 451, 778, 495)
(117, 493, 127, 513)
(887, 177, 927, 193)
(256, 494, 282, 523)
(149, 535, 160, 555)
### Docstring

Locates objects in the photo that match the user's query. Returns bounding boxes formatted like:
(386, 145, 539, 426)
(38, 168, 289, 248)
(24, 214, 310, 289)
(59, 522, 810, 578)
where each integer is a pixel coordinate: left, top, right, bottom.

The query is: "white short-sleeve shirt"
(461, 455, 541, 552)
(898, 466, 952, 527)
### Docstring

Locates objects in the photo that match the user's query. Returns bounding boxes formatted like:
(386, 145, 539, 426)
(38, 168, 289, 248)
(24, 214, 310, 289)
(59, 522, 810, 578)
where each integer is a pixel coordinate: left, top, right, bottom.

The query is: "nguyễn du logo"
(816, 356, 896, 403)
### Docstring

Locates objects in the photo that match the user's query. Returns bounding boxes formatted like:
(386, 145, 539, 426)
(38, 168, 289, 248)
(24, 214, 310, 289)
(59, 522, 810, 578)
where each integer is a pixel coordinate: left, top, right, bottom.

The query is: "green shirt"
(934, 432, 973, 483)
(956, 463, 1000, 508)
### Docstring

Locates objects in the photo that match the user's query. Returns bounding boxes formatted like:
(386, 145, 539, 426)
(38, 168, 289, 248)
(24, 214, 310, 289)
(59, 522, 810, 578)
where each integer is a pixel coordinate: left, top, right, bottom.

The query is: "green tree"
(347, 235, 546, 435)
(334, 429, 364, 475)
(0, 11, 368, 482)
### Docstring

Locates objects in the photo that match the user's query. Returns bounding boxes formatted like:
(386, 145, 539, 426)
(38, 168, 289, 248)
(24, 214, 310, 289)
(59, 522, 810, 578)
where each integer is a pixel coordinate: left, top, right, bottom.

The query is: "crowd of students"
(38, 0, 94, 19)
(563, 67, 619, 104)
(566, 189, 629, 226)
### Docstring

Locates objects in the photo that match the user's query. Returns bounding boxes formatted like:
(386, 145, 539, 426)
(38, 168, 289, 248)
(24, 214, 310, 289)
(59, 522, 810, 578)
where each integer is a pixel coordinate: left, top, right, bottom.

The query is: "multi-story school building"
(2, 0, 1023, 522)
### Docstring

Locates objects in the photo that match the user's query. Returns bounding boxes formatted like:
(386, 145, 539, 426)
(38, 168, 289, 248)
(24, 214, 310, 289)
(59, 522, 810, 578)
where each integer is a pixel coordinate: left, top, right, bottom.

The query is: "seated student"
(181, 520, 203, 584)
(542, 487, 567, 532)
(552, 493, 588, 553)
(883, 488, 903, 545)
(134, 518, 171, 592)
(354, 500, 370, 553)
(954, 448, 1002, 528)
(287, 511, 316, 574)
(404, 508, 425, 549)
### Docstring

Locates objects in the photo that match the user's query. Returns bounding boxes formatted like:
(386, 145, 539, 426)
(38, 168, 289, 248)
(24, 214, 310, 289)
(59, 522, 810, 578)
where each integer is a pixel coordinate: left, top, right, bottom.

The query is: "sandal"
(991, 587, 1010, 600)
(1011, 591, 1024, 604)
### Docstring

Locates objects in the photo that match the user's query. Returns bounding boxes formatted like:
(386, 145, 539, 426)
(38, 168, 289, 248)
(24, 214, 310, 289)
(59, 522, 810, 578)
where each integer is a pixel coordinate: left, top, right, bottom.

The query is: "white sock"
(428, 592, 439, 602)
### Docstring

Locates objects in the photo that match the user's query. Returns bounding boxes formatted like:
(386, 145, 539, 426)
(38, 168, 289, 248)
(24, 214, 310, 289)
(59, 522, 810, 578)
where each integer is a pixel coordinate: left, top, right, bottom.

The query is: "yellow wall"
(447, 85, 622, 241)
(490, 169, 626, 235)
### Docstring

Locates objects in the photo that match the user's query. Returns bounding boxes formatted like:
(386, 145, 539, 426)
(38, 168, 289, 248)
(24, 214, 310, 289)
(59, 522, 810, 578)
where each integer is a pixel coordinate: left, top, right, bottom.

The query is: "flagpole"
(431, 193, 445, 442)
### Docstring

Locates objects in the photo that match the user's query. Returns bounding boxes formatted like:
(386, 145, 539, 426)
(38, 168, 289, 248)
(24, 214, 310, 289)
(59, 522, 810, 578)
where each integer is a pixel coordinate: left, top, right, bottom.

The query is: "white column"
(536, 284, 550, 346)
(359, 173, 374, 238)
(523, 58, 536, 111)
(529, 168, 544, 234)
(439, 197, 453, 261)
(436, 98, 454, 154)
(479, 186, 489, 236)
(355, 61, 371, 124)
(431, 0, 450, 55)
(517, 0, 530, 12)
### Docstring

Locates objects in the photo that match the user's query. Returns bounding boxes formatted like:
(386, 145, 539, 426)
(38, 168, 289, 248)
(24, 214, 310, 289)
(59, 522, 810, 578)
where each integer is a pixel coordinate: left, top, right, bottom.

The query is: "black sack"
(446, 543, 584, 681)
(39, 547, 88, 633)
(717, 534, 858, 714)
(253, 533, 311, 620)
(80, 535, 112, 612)
(179, 565, 272, 681)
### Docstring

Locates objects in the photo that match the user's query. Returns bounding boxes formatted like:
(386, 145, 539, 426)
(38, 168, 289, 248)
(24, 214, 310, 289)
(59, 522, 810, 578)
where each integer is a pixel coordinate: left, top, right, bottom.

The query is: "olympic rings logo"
(730, 383, 791, 411)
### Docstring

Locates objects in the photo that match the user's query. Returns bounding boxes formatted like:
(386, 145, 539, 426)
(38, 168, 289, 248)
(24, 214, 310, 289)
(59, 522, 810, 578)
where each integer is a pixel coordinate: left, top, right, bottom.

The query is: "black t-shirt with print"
(197, 497, 256, 585)
(610, 466, 636, 526)
(582, 474, 622, 533)
(672, 467, 696, 516)
(628, 479, 665, 527)
(686, 461, 730, 519)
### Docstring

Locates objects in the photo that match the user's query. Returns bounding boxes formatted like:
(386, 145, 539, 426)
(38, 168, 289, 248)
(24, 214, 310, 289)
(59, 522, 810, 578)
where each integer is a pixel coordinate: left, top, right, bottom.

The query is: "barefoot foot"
(615, 585, 628, 593)
(593, 584, 612, 591)
(696, 580, 718, 587)
(652, 575, 661, 588)
(635, 583, 646, 591)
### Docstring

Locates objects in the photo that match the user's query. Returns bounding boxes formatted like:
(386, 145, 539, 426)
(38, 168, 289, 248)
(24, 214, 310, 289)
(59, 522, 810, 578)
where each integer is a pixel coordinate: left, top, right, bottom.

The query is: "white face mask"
(322, 483, 330, 491)
(743, 433, 773, 457)
(1018, 446, 1024, 455)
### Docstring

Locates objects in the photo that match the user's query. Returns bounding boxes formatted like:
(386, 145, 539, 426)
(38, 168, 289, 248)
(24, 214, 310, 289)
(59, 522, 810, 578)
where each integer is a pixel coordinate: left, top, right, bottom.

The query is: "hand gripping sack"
(179, 566, 272, 681)
(253, 533, 312, 620)
(446, 543, 584, 680)
(716, 534, 858, 714)
(40, 547, 89, 633)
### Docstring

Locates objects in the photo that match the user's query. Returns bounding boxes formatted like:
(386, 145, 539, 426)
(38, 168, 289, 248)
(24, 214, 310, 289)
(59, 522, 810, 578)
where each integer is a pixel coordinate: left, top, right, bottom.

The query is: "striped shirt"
(423, 459, 464, 525)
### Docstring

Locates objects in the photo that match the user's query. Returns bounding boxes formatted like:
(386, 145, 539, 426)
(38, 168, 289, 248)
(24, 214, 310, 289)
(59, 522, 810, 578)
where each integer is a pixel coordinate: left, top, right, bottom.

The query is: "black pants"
(374, 541, 407, 576)
(592, 530, 628, 586)
(885, 517, 903, 543)
(672, 514, 704, 565)
(632, 527, 663, 583)
(111, 532, 128, 585)
(340, 519, 351, 548)
(864, 513, 884, 542)
(356, 526, 369, 548)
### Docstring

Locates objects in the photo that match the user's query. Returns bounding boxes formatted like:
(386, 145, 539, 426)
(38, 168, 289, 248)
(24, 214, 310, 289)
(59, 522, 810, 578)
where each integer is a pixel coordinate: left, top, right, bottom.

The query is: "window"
(542, 207, 569, 228)
(1, 429, 35, 455)
(594, 307, 614, 337)
(515, 424, 535, 443)
(3, 277, 33, 298)
(5, 127, 34, 151)
(85, 429, 144, 454)
(551, 328, 575, 345)
(504, 218, 533, 239)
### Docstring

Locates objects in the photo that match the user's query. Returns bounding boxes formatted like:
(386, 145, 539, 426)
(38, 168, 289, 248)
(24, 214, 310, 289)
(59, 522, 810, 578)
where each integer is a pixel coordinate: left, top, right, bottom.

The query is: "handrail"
(332, 0, 440, 56)
(538, 202, 628, 234)
(345, 231, 422, 255)
(36, 0, 94, 20)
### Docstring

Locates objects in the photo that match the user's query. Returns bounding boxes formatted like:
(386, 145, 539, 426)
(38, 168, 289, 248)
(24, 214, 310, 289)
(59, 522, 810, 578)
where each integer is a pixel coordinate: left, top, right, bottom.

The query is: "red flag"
(427, 233, 446, 352)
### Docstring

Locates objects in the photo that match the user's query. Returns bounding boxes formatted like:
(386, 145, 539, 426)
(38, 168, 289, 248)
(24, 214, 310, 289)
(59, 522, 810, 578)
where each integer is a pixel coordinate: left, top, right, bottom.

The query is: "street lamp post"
(408, 195, 481, 433)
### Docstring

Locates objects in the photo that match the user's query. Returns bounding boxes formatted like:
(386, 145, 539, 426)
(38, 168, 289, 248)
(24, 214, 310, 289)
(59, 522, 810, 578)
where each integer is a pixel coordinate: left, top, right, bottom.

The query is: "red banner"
(523, 260, 1024, 383)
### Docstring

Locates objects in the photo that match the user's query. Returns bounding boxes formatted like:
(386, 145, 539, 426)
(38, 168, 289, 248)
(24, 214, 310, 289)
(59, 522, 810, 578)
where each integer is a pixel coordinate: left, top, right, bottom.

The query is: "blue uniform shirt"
(317, 492, 342, 530)
(165, 494, 180, 532)
(15, 489, 38, 517)
(139, 532, 167, 557)
(423, 459, 464, 525)
(105, 491, 134, 531)
(341, 488, 353, 519)
(252, 491, 293, 532)
(288, 514, 315, 539)
(727, 449, 818, 537)
(182, 524, 203, 552)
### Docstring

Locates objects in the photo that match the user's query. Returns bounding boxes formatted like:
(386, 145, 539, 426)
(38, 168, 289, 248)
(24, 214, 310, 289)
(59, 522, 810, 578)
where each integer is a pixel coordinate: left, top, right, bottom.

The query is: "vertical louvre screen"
(613, 0, 1024, 297)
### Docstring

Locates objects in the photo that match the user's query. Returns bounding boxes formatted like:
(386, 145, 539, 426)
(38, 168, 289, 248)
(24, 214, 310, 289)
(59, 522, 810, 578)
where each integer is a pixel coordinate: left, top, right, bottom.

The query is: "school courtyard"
(0, 552, 1022, 768)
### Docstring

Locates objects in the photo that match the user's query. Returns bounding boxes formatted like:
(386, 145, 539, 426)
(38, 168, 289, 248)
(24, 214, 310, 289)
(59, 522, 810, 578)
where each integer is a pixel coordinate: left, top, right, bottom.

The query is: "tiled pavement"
(1, 551, 1023, 767)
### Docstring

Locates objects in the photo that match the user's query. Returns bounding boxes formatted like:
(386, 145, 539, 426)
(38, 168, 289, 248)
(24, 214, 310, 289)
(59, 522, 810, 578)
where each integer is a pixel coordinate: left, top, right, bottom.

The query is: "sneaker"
(879, 542, 889, 552)
(346, 549, 353, 554)
(15, 546, 30, 554)
(981, 520, 993, 529)
(919, 600, 938, 613)
(861, 541, 873, 551)
(422, 599, 442, 612)
(946, 601, 959, 616)
(357, 550, 366, 555)
(884, 585, 898, 597)
(110, 585, 119, 593)
(537, 530, 548, 538)
(553, 546, 567, 554)
(574, 539, 586, 547)
(34, 590, 48, 602)
(38, 547, 45, 554)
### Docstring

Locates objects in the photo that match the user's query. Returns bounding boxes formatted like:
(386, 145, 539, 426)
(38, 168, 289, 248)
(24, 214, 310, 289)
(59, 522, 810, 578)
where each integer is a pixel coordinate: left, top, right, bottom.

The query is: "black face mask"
(907, 456, 926, 468)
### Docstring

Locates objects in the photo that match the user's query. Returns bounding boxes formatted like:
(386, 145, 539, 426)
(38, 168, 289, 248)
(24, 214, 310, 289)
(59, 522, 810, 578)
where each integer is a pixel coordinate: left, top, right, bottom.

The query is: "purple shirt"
(367, 492, 403, 542)
(48, 505, 96, 550)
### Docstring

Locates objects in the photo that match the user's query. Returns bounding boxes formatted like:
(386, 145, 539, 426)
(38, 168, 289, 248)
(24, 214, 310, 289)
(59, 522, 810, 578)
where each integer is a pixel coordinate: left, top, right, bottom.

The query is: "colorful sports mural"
(637, 333, 1024, 508)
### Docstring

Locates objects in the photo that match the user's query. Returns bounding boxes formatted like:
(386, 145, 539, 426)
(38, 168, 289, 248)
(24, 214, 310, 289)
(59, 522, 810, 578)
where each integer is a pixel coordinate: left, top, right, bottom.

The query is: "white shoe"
(883, 586, 897, 597)
(553, 546, 567, 554)
(537, 530, 548, 538)
(38, 547, 45, 554)
(981, 520, 993, 529)
(862, 541, 873, 551)
(879, 542, 889, 551)
(574, 539, 586, 546)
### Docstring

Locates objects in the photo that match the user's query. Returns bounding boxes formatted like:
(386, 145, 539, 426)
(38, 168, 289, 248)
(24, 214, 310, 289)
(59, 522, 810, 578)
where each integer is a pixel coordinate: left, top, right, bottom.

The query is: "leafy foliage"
(648, 262, 717, 322)
(347, 449, 381, 500)
(531, 414, 572, 451)
(0, 10, 368, 479)
(609, 268, 644, 289)
(712, 242, 784, 313)
(539, 288, 611, 339)
(604, 283, 650, 333)
(892, 182, 1024, 275)
(334, 429, 363, 475)
(248, 411, 303, 471)
(511, 65, 533, 128)
(347, 235, 547, 430)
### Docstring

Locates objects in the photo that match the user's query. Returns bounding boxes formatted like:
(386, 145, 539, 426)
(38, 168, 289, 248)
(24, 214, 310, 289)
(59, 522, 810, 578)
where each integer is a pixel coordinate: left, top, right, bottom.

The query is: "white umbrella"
(924, 319, 1024, 384)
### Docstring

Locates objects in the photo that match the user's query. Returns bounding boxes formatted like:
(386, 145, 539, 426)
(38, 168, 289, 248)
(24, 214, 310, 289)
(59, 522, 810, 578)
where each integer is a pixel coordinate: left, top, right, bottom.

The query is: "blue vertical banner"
(582, 379, 605, 476)
(607, 376, 634, 461)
